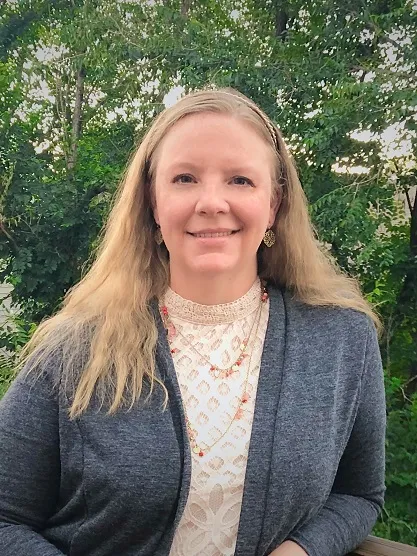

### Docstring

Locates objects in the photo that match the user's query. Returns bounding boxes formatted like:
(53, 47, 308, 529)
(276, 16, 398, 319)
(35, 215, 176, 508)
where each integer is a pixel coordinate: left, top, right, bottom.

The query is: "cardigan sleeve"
(286, 320, 387, 556)
(0, 365, 65, 555)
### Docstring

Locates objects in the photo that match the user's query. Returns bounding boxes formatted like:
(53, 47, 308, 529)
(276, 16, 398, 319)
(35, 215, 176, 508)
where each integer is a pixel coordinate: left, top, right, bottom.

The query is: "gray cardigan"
(0, 287, 386, 556)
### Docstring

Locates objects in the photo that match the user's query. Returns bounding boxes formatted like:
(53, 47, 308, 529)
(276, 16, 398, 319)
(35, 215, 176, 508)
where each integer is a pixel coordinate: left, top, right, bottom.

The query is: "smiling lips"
(188, 229, 240, 238)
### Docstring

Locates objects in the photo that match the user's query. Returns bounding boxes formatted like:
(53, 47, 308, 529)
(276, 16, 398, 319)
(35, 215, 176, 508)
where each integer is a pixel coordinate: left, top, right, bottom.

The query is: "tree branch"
(0, 218, 19, 256)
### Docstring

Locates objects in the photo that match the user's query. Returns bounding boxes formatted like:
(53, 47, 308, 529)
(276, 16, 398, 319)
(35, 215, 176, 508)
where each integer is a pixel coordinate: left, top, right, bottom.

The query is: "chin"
(188, 257, 239, 276)
(191, 264, 236, 276)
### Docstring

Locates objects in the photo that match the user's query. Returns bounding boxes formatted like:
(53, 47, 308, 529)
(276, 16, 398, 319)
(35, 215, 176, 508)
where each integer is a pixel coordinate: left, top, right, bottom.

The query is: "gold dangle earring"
(155, 226, 164, 245)
(263, 228, 276, 247)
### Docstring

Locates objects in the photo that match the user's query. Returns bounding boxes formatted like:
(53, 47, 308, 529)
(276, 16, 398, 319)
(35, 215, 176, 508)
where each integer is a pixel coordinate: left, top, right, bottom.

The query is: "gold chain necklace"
(160, 281, 268, 380)
(159, 282, 269, 457)
(185, 297, 265, 457)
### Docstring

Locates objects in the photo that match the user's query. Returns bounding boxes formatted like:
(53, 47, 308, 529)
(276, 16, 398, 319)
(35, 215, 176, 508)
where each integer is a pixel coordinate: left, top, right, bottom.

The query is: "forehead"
(154, 112, 274, 173)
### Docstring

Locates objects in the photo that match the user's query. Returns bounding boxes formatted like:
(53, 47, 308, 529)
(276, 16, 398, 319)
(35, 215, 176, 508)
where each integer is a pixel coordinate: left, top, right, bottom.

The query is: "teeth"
(193, 231, 234, 238)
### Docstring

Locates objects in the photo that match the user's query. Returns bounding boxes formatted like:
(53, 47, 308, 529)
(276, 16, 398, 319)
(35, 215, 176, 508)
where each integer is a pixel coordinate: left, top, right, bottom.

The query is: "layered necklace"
(159, 280, 269, 457)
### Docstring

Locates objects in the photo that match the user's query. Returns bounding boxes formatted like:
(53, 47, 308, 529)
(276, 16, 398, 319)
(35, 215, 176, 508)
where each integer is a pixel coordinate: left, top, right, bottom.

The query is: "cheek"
(238, 199, 271, 229)
(158, 203, 188, 232)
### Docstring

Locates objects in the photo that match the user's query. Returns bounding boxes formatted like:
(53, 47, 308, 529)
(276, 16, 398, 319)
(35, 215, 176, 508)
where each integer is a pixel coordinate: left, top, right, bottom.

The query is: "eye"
(173, 174, 195, 184)
(232, 176, 254, 187)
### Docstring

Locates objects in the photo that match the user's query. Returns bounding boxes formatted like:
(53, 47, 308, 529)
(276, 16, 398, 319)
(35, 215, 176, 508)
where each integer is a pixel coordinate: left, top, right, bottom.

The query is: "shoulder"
(13, 322, 92, 401)
(269, 286, 375, 357)
(6, 345, 64, 403)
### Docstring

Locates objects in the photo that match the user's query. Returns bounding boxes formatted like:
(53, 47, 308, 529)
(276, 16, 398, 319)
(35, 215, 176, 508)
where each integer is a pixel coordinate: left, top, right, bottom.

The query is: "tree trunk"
(398, 186, 417, 395)
(273, 1, 289, 40)
(67, 64, 85, 172)
(409, 186, 417, 259)
(181, 0, 191, 17)
(275, 11, 288, 39)
(406, 188, 417, 394)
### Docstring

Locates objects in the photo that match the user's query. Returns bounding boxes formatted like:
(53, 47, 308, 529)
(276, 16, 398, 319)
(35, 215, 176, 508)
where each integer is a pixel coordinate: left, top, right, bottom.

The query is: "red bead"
(235, 408, 244, 419)
(236, 360, 241, 366)
(199, 451, 204, 457)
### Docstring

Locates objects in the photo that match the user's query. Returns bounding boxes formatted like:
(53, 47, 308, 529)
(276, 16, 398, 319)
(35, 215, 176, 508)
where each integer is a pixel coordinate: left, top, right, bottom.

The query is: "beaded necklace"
(160, 281, 268, 379)
(159, 282, 269, 457)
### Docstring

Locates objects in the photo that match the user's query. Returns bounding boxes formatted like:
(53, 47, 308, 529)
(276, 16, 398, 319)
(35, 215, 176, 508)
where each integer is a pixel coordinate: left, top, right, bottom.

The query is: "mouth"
(187, 230, 240, 238)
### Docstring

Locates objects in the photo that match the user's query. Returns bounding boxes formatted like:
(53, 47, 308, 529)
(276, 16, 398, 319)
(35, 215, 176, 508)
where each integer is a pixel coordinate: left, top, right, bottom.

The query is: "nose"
(194, 182, 230, 216)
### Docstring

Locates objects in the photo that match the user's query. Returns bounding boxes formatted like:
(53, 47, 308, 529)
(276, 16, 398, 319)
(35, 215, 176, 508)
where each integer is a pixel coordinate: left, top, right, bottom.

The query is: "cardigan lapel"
(152, 302, 193, 548)
(151, 286, 287, 556)
(234, 287, 287, 556)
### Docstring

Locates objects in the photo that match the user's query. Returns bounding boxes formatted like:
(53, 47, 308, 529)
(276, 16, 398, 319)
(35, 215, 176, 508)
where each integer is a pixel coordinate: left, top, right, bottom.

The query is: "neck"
(169, 269, 258, 305)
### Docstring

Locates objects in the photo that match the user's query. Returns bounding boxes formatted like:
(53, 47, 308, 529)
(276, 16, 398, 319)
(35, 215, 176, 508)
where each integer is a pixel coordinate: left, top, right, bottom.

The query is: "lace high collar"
(162, 278, 262, 325)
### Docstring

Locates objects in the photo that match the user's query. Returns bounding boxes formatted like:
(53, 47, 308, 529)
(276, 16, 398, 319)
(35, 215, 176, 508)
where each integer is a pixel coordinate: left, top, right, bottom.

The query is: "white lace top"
(165, 278, 269, 556)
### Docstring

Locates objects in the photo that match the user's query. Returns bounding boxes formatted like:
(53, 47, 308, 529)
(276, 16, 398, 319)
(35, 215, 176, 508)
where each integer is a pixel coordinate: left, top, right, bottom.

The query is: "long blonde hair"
(16, 87, 380, 418)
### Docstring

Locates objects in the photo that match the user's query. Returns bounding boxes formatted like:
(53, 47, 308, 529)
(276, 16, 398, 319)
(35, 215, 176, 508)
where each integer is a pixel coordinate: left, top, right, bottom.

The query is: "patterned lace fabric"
(165, 278, 269, 556)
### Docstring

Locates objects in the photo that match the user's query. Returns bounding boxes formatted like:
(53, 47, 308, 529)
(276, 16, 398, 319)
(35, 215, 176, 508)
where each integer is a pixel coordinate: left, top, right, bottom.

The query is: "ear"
(269, 187, 282, 228)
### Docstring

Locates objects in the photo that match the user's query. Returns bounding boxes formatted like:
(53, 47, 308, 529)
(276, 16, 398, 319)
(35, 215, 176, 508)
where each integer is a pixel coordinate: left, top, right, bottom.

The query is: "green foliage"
(0, 305, 37, 397)
(375, 389, 417, 545)
(0, 353, 14, 399)
(0, 0, 416, 546)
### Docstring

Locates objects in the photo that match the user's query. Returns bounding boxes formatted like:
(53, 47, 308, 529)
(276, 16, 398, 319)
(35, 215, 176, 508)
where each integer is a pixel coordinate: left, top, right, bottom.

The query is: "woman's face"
(153, 112, 280, 285)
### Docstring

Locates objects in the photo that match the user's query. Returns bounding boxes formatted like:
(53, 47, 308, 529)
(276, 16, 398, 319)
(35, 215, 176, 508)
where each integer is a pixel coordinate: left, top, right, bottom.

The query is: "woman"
(0, 88, 386, 556)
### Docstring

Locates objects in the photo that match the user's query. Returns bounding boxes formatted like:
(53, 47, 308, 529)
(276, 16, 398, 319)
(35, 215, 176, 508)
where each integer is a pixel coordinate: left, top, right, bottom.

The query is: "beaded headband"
(218, 90, 279, 150)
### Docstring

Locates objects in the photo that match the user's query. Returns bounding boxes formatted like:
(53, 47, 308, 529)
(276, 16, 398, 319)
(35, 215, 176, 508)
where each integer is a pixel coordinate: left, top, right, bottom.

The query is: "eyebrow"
(165, 162, 262, 176)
